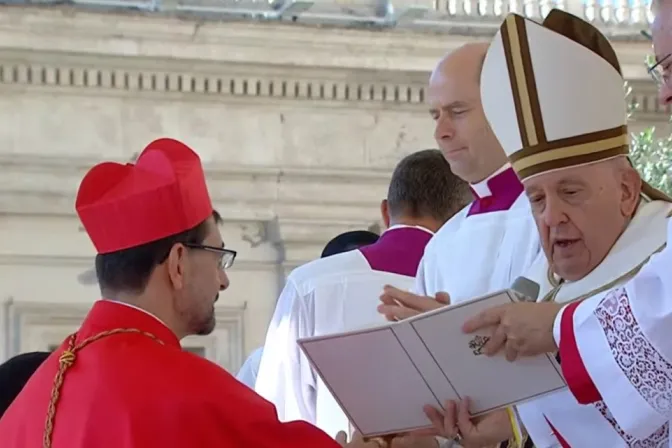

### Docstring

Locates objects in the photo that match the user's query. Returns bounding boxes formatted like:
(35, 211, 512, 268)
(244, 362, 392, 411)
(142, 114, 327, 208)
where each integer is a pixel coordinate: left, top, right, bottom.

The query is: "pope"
(0, 138, 379, 448)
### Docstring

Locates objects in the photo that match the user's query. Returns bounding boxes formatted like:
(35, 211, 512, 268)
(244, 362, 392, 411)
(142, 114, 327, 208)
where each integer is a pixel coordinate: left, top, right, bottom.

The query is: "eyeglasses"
(183, 243, 237, 270)
(647, 53, 671, 87)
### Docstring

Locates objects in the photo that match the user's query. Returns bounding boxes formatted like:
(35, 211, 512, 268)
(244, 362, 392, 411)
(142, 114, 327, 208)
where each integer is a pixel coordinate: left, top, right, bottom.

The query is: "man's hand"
(422, 398, 511, 448)
(378, 285, 451, 321)
(462, 302, 563, 361)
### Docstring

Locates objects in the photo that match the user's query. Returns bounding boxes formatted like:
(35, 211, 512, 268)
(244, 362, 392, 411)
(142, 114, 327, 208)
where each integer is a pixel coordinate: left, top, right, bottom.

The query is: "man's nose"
(658, 81, 672, 106)
(219, 270, 230, 291)
(540, 197, 568, 227)
(434, 116, 455, 141)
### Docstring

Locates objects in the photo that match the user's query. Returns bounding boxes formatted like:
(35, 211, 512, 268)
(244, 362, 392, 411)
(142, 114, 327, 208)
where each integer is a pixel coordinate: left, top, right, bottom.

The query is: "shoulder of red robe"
(480, 10, 669, 192)
(75, 138, 214, 254)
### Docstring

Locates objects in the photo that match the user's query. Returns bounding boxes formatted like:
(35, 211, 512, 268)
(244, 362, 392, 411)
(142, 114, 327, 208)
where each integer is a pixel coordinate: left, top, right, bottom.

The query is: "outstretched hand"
(378, 285, 450, 321)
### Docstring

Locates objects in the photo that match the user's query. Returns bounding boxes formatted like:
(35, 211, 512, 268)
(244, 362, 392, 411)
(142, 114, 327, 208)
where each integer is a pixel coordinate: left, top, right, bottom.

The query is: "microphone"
(510, 276, 540, 302)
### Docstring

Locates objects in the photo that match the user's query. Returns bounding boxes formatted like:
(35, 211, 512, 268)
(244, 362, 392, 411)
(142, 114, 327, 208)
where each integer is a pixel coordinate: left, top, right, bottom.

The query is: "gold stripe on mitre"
(509, 126, 630, 179)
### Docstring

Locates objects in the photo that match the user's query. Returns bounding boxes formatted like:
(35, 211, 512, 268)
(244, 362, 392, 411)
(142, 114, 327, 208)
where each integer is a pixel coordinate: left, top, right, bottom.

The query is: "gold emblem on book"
(468, 335, 490, 356)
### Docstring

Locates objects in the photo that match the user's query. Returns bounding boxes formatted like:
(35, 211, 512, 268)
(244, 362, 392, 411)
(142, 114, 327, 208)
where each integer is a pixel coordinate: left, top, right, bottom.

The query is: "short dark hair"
(95, 210, 222, 294)
(387, 149, 472, 224)
(321, 230, 380, 258)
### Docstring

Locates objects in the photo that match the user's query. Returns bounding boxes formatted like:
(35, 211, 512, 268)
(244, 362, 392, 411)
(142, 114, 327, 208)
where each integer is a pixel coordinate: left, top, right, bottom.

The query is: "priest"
(408, 42, 541, 304)
(393, 9, 672, 448)
(0, 138, 378, 448)
(255, 149, 471, 446)
(379, 40, 542, 448)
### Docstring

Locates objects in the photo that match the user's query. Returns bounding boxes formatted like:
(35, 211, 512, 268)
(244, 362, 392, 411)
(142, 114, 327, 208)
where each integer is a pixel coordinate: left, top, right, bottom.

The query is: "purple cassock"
(359, 226, 433, 277)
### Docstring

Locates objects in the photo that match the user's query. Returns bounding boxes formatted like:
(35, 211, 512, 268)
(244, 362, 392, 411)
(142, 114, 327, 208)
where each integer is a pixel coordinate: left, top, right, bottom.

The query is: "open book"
(297, 288, 566, 438)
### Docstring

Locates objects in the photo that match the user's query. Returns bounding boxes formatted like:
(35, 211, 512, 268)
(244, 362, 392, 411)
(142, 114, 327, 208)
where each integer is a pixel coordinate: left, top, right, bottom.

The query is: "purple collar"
(467, 167, 524, 216)
(358, 226, 432, 277)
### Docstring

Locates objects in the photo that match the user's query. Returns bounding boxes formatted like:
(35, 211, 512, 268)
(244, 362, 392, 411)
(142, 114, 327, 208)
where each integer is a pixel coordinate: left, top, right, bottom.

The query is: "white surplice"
(414, 165, 540, 303)
(235, 346, 264, 389)
(255, 226, 432, 438)
(516, 199, 672, 448)
(553, 212, 672, 445)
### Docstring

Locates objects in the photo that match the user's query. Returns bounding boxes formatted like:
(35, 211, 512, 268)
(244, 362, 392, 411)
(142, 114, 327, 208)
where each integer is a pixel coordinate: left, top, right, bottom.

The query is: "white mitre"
(480, 9, 669, 201)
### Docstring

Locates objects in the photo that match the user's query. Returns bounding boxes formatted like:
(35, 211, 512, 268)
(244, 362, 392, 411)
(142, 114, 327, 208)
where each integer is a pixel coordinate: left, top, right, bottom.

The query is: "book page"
(408, 290, 567, 416)
(298, 326, 439, 437)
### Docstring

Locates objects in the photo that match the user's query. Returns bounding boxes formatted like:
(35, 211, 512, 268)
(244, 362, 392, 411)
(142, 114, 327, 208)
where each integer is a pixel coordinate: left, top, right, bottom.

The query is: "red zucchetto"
(76, 138, 213, 254)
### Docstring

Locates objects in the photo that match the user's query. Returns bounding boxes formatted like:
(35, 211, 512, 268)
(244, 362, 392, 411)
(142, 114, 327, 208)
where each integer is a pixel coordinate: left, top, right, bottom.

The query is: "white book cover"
(297, 289, 567, 438)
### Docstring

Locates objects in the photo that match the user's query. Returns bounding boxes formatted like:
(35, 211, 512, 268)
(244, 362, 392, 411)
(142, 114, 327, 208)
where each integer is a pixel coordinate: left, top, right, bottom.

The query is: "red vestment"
(0, 300, 341, 448)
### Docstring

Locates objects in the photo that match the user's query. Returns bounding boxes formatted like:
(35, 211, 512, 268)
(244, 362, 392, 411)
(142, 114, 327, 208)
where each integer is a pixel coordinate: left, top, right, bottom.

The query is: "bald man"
(379, 43, 541, 448)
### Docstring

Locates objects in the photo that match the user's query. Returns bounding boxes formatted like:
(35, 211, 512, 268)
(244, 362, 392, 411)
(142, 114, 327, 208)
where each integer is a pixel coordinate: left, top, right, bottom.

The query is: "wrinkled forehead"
(522, 158, 617, 190)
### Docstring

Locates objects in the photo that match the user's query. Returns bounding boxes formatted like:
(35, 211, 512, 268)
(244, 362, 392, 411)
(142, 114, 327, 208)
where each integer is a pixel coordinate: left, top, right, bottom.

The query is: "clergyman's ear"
(166, 243, 188, 290)
(380, 199, 390, 229)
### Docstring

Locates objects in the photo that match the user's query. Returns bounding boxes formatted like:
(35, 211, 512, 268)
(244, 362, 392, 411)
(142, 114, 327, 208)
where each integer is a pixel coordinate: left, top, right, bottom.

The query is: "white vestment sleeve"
(254, 278, 317, 423)
(413, 255, 430, 296)
(235, 346, 264, 389)
(557, 218, 672, 440)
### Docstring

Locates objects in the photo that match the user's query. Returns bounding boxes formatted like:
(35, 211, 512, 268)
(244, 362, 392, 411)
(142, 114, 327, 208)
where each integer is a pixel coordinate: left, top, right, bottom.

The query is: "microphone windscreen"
(510, 276, 541, 302)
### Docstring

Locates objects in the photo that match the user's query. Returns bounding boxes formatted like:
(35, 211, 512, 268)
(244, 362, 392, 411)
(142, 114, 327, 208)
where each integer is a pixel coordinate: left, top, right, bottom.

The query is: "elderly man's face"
(524, 160, 640, 281)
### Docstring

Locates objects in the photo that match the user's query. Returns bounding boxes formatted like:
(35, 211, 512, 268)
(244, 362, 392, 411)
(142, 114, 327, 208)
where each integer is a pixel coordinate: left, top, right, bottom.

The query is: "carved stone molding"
(0, 57, 427, 109)
(2, 298, 246, 371)
(0, 53, 667, 119)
